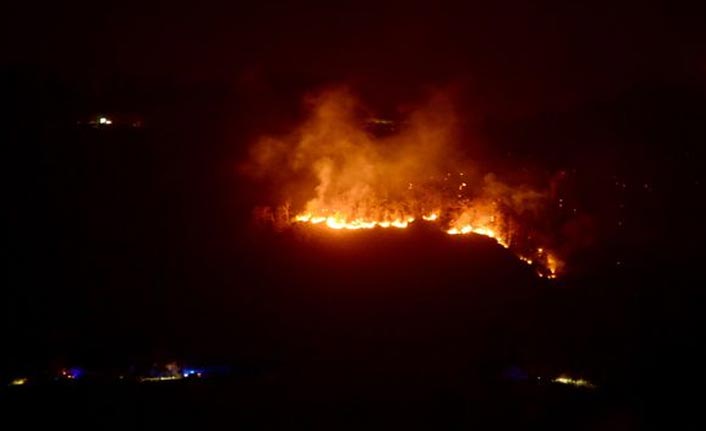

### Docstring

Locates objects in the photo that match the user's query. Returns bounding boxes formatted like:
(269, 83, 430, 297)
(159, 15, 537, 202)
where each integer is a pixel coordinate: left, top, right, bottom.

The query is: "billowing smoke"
(245, 88, 455, 211)
(243, 86, 561, 276)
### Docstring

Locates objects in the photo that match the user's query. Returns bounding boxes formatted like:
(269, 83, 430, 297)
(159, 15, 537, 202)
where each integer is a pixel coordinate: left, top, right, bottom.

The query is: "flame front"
(294, 212, 415, 230)
(246, 88, 563, 278)
(294, 206, 509, 247)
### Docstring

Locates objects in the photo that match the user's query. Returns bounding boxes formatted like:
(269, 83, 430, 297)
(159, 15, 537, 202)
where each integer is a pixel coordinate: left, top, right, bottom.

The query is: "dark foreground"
(5, 73, 705, 430)
(4, 378, 626, 430)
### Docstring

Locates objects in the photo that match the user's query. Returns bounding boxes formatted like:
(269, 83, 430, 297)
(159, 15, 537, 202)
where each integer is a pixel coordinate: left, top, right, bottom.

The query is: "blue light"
(68, 368, 83, 378)
(181, 368, 204, 378)
(59, 367, 84, 380)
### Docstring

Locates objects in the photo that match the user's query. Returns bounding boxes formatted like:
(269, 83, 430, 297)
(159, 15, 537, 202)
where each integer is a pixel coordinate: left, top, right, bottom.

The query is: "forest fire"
(294, 212, 415, 230)
(292, 208, 506, 245)
(246, 88, 563, 278)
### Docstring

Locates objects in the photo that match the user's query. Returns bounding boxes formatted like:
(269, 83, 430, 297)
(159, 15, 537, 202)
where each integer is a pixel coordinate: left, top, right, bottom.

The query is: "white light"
(10, 377, 28, 386)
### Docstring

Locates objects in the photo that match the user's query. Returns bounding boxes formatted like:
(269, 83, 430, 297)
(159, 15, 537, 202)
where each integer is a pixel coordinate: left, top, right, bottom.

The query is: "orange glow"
(247, 88, 563, 278)
(518, 256, 533, 265)
(295, 212, 414, 230)
(422, 212, 440, 221)
(447, 225, 507, 247)
(545, 254, 559, 279)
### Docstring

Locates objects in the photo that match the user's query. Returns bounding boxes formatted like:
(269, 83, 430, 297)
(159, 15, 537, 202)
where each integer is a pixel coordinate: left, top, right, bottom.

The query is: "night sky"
(3, 1, 706, 427)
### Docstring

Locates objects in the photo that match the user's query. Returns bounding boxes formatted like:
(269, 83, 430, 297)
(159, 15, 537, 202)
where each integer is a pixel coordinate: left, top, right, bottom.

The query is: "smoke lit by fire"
(245, 88, 561, 278)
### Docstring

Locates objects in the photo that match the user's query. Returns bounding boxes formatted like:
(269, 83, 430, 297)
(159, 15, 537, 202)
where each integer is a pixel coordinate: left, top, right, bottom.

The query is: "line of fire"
(247, 89, 563, 279)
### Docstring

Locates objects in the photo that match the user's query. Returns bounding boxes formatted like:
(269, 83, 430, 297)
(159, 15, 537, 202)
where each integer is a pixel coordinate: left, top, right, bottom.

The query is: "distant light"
(138, 375, 182, 383)
(10, 377, 28, 386)
(182, 368, 203, 378)
(552, 375, 596, 389)
(369, 118, 394, 125)
(98, 116, 112, 125)
(68, 368, 83, 379)
(59, 367, 83, 380)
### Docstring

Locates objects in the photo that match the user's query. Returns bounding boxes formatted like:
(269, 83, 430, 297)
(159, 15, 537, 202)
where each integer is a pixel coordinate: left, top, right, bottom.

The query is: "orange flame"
(294, 212, 415, 230)
(246, 88, 563, 278)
